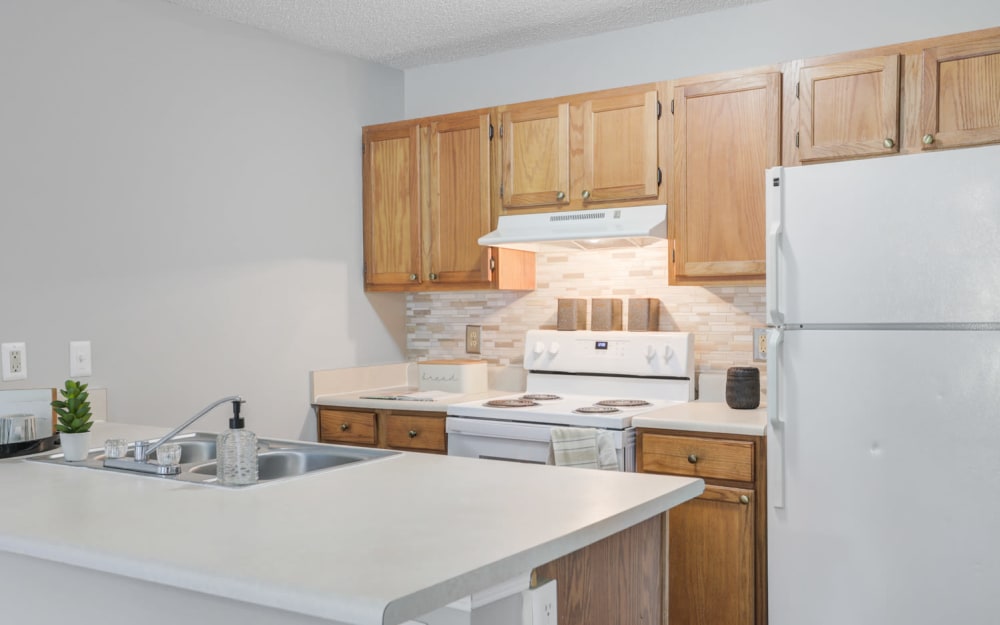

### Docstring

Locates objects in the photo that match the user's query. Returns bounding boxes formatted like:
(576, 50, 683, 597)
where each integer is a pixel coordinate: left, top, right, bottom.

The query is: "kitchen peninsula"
(0, 422, 702, 625)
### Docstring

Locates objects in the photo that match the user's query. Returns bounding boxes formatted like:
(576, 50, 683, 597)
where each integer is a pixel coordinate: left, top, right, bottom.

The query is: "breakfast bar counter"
(0, 422, 702, 625)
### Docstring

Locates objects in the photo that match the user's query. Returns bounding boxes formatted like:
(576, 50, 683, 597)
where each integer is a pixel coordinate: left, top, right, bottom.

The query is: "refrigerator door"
(768, 329, 1000, 625)
(766, 144, 1000, 325)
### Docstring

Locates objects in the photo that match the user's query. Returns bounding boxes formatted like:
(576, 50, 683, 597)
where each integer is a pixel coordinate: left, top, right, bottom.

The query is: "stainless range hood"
(478, 205, 667, 252)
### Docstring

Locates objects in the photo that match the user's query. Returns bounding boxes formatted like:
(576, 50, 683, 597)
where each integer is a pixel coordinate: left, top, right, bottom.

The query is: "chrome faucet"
(103, 395, 243, 475)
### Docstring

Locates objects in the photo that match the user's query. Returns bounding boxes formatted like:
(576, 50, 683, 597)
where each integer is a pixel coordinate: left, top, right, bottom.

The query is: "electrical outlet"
(524, 580, 557, 625)
(1, 342, 28, 381)
(753, 328, 768, 362)
(466, 325, 481, 354)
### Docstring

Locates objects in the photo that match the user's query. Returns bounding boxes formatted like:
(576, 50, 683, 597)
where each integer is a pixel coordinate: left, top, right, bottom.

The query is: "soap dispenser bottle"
(217, 400, 258, 486)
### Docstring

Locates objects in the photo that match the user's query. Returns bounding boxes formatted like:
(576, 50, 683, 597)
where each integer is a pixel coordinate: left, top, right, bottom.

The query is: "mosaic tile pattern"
(406, 247, 767, 378)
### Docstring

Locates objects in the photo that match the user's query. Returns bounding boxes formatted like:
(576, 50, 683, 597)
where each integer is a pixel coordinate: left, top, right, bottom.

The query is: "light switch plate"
(70, 341, 92, 377)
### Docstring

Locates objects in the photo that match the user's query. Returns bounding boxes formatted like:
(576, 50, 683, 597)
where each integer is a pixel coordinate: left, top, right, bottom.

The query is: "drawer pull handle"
(408, 430, 418, 438)
(687, 454, 698, 464)
(340, 423, 350, 431)
(739, 495, 750, 505)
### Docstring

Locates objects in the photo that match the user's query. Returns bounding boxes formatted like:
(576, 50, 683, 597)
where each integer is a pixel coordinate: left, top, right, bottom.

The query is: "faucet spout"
(138, 395, 243, 462)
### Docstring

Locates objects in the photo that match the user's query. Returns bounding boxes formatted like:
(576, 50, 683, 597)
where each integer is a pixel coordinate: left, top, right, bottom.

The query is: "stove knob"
(548, 342, 560, 355)
(533, 341, 546, 355)
(663, 345, 674, 362)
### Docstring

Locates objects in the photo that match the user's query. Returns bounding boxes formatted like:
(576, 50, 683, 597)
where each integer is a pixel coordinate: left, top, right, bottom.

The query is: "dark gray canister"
(725, 367, 760, 409)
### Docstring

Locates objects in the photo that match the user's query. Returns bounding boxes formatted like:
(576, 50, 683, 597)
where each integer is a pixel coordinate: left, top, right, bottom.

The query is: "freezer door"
(766, 143, 1000, 324)
(767, 329, 1000, 625)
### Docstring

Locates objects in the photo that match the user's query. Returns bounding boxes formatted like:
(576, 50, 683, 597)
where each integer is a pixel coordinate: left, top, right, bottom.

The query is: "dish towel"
(549, 427, 620, 471)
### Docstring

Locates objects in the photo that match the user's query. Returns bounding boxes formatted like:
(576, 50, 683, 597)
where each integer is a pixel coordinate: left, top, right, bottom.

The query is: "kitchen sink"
(26, 432, 398, 486)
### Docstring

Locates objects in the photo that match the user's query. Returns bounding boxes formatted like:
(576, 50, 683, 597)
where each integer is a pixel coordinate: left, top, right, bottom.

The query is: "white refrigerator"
(765, 144, 1000, 625)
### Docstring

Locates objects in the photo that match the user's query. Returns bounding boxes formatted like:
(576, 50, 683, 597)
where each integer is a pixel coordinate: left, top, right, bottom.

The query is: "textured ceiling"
(163, 0, 759, 69)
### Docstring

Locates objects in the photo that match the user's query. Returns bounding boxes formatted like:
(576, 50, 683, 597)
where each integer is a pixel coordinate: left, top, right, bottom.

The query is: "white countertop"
(314, 386, 513, 412)
(631, 401, 767, 436)
(0, 422, 702, 625)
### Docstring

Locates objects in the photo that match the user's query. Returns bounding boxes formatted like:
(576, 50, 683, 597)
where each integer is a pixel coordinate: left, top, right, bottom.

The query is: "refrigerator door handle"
(765, 168, 784, 326)
(767, 327, 786, 508)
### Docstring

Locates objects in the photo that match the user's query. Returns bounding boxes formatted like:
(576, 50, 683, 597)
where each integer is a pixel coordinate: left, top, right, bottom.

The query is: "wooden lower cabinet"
(637, 429, 766, 625)
(316, 407, 447, 454)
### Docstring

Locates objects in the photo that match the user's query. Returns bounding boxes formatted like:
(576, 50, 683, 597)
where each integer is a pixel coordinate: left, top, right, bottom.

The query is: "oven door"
(446, 417, 635, 470)
(446, 417, 552, 465)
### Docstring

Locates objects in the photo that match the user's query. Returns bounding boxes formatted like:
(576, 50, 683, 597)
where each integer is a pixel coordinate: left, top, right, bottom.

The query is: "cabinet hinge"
(671, 248, 675, 263)
(489, 123, 494, 141)
(499, 183, 504, 199)
(795, 82, 800, 99)
(489, 257, 496, 271)
(670, 99, 675, 115)
(656, 100, 662, 119)
(499, 124, 503, 138)
(656, 167, 662, 186)
(795, 131, 800, 148)
(361, 141, 365, 155)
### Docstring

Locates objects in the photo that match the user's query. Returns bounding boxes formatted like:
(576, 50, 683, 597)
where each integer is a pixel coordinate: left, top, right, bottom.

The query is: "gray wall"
(404, 0, 1000, 117)
(0, 0, 406, 438)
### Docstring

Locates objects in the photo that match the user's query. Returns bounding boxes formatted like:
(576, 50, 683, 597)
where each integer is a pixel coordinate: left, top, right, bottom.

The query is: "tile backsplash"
(406, 247, 766, 378)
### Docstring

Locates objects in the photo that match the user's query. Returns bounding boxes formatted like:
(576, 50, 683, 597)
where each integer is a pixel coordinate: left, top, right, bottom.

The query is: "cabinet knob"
(408, 273, 417, 281)
(408, 430, 418, 438)
(581, 190, 591, 200)
(923, 134, 935, 145)
(429, 273, 438, 280)
(687, 454, 698, 464)
(883, 138, 895, 149)
(556, 191, 566, 201)
(340, 423, 349, 431)
(739, 495, 750, 505)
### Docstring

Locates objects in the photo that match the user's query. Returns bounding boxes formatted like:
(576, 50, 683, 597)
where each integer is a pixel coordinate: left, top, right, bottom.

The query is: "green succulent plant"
(52, 379, 93, 434)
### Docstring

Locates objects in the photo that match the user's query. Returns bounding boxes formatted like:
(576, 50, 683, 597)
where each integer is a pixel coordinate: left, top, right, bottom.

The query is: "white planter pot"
(60, 432, 92, 462)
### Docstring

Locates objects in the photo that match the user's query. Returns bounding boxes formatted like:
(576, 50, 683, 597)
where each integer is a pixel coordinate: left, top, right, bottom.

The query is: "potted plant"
(52, 379, 94, 461)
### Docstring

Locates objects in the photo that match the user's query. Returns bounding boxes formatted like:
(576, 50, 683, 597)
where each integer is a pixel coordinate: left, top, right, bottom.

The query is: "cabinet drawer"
(641, 433, 754, 482)
(385, 414, 447, 452)
(319, 409, 377, 445)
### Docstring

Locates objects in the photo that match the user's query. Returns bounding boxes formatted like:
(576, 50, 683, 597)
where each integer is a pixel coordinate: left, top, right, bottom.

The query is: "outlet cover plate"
(465, 325, 481, 354)
(753, 328, 767, 362)
(1, 342, 28, 381)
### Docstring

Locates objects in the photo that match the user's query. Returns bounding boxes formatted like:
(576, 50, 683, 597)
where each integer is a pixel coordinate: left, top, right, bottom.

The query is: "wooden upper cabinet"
(919, 37, 1000, 150)
(797, 54, 901, 162)
(426, 112, 492, 286)
(580, 89, 660, 204)
(363, 111, 535, 292)
(500, 102, 571, 209)
(499, 84, 663, 213)
(671, 72, 781, 285)
(363, 122, 422, 288)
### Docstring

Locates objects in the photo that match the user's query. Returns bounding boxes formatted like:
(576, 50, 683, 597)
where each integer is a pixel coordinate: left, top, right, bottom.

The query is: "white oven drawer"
(446, 417, 634, 470)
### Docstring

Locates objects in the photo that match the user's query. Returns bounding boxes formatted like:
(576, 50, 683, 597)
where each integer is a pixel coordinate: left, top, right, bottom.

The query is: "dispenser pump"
(229, 399, 246, 429)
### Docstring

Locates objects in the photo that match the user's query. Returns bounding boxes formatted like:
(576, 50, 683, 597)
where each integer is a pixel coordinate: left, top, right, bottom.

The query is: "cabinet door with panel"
(637, 429, 766, 625)
(797, 54, 901, 162)
(363, 122, 422, 289)
(426, 112, 493, 287)
(500, 102, 571, 210)
(919, 36, 1000, 150)
(670, 72, 780, 285)
(578, 88, 661, 204)
(317, 406, 447, 454)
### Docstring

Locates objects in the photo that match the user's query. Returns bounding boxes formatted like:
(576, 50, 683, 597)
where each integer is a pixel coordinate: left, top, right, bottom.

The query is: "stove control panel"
(523, 330, 694, 378)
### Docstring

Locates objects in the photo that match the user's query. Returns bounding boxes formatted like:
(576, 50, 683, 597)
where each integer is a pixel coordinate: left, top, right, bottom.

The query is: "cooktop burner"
(521, 394, 562, 401)
(573, 405, 622, 414)
(596, 399, 652, 408)
(484, 399, 539, 408)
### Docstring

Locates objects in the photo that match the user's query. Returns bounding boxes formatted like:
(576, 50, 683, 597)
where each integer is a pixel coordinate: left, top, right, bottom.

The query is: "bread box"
(417, 360, 488, 394)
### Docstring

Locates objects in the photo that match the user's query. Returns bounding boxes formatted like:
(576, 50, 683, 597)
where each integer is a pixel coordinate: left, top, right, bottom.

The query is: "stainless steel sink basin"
(189, 448, 384, 481)
(26, 432, 398, 486)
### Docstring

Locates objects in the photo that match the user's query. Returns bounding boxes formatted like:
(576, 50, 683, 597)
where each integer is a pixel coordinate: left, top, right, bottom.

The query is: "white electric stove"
(446, 329, 695, 470)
